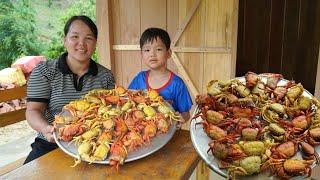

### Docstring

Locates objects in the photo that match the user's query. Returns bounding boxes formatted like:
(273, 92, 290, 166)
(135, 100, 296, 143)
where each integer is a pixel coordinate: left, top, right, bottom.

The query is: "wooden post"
(231, 0, 239, 78)
(315, 45, 320, 98)
(96, 0, 115, 72)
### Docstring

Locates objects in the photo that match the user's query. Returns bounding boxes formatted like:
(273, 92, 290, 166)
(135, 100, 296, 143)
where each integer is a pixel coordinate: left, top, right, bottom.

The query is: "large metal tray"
(190, 75, 319, 179)
(54, 108, 177, 165)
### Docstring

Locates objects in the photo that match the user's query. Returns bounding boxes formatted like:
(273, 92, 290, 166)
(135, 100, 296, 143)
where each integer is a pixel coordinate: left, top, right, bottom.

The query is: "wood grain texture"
(177, 0, 203, 94)
(140, 0, 167, 71)
(203, 53, 232, 89)
(0, 108, 26, 127)
(111, 0, 123, 85)
(141, 0, 166, 31)
(119, 0, 141, 87)
(167, 0, 179, 74)
(0, 85, 26, 102)
(0, 85, 27, 127)
(230, 0, 239, 78)
(96, 0, 114, 71)
(105, 0, 238, 94)
(204, 0, 234, 47)
(315, 45, 320, 99)
(0, 130, 200, 180)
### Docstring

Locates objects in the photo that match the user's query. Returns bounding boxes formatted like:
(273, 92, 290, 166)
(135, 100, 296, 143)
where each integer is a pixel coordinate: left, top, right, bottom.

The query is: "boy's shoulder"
(171, 72, 185, 84)
(134, 70, 148, 77)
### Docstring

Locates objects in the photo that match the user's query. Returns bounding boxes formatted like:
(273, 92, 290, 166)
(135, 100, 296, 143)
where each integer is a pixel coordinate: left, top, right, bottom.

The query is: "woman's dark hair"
(64, 15, 98, 39)
(140, 27, 171, 50)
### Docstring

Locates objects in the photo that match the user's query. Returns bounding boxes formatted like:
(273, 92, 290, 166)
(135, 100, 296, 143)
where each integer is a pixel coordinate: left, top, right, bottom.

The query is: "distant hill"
(31, 0, 76, 42)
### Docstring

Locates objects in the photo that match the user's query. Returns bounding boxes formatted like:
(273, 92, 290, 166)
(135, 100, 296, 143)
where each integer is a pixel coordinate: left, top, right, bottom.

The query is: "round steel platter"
(190, 75, 319, 179)
(54, 121, 176, 164)
(54, 98, 177, 165)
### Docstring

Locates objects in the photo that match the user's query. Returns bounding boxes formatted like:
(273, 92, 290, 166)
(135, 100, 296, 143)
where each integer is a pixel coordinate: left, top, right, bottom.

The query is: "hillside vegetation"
(0, 0, 95, 69)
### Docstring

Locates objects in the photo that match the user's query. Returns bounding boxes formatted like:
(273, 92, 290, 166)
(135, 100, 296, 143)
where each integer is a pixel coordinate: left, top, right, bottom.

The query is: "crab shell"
(239, 156, 261, 175)
(283, 159, 313, 174)
(206, 80, 222, 96)
(268, 123, 285, 136)
(286, 83, 304, 103)
(235, 85, 251, 97)
(298, 96, 312, 110)
(239, 141, 266, 156)
(206, 110, 224, 124)
(91, 143, 110, 161)
(245, 72, 259, 88)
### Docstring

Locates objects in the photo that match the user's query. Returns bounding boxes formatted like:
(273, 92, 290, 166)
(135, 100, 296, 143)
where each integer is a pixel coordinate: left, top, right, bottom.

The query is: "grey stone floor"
(0, 120, 36, 168)
(0, 132, 35, 167)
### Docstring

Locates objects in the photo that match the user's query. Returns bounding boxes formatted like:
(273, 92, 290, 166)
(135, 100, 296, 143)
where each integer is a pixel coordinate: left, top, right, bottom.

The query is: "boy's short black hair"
(140, 28, 171, 50)
(64, 15, 98, 39)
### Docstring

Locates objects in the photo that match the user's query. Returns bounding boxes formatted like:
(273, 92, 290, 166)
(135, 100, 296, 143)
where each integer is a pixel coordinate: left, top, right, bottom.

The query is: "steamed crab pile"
(54, 86, 180, 170)
(193, 72, 320, 179)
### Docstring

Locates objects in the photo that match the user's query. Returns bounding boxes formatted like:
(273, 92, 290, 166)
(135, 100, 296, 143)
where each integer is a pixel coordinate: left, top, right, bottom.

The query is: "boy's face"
(141, 37, 171, 71)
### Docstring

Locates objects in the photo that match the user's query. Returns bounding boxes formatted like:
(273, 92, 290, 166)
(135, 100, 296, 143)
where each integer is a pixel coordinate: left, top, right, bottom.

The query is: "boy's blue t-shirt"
(128, 71, 193, 113)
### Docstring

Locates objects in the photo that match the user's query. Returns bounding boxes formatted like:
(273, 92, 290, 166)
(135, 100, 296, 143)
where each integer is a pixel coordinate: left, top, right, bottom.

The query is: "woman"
(24, 15, 115, 164)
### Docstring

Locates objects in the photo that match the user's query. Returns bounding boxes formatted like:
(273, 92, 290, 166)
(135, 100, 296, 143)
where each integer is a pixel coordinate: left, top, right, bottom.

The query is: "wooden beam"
(172, 46, 231, 53)
(171, 0, 202, 46)
(112, 45, 230, 53)
(230, 0, 239, 78)
(0, 108, 26, 127)
(113, 45, 140, 50)
(96, 0, 115, 72)
(171, 52, 199, 97)
(0, 85, 26, 102)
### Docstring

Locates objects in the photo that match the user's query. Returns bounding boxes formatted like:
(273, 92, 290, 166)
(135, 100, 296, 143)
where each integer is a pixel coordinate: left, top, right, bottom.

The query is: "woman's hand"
(41, 125, 55, 143)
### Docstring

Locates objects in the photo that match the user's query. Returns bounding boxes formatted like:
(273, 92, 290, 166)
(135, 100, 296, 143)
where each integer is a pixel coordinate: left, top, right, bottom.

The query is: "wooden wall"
(97, 0, 239, 99)
(96, 1, 238, 179)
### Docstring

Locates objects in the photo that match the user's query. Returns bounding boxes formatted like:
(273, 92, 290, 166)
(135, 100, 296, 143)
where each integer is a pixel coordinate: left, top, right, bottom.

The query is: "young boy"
(128, 27, 192, 122)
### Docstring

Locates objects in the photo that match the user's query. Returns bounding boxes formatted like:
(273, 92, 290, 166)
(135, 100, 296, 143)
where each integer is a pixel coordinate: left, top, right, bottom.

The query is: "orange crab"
(109, 141, 128, 171)
(58, 122, 87, 142)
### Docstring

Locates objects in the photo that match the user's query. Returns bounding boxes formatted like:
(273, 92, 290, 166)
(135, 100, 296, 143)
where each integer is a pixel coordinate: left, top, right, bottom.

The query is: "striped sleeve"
(98, 65, 115, 89)
(104, 70, 115, 89)
(27, 62, 51, 103)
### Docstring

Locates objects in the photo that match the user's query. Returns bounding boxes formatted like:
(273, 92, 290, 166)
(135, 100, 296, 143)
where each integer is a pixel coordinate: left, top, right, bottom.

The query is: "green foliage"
(0, 0, 43, 69)
(44, 0, 97, 61)
(47, 0, 53, 8)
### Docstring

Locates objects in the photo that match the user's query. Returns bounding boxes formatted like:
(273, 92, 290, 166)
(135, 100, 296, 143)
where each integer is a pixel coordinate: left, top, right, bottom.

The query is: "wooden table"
(0, 130, 200, 180)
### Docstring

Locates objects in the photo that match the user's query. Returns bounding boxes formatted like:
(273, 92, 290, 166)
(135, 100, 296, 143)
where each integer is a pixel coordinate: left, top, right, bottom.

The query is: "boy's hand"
(176, 112, 189, 129)
(176, 119, 185, 129)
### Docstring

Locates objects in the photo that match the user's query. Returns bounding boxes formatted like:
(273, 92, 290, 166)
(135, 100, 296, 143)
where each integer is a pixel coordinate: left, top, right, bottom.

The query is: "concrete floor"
(0, 132, 35, 167)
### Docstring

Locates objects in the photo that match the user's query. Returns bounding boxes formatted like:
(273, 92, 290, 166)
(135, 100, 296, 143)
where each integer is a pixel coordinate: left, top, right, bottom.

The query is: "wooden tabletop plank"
(1, 130, 200, 180)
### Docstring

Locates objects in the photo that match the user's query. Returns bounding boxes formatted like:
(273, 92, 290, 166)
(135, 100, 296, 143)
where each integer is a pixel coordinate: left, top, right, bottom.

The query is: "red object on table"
(11, 56, 46, 75)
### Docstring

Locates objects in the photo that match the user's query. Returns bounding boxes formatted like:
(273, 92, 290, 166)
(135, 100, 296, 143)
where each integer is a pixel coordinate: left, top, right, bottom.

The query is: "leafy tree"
(44, 0, 97, 61)
(0, 0, 43, 69)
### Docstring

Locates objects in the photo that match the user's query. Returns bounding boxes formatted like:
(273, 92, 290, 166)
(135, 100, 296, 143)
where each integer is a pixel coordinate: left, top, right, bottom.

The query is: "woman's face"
(64, 20, 97, 63)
